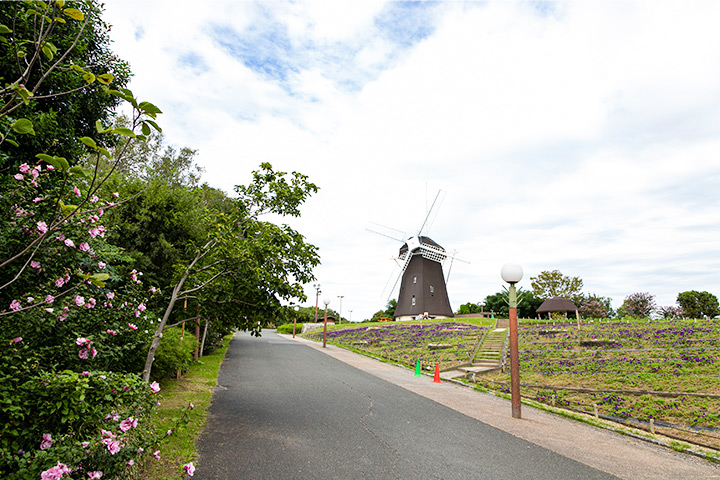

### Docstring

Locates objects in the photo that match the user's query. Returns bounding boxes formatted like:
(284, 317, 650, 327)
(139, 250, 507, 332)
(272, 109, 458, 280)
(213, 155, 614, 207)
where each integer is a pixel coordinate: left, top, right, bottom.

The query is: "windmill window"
(430, 285, 434, 295)
(412, 296, 416, 306)
(413, 276, 417, 284)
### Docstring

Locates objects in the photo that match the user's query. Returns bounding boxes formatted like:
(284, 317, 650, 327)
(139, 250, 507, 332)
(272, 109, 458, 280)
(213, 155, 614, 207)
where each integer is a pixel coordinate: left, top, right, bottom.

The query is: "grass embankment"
(141, 334, 232, 480)
(302, 318, 495, 371)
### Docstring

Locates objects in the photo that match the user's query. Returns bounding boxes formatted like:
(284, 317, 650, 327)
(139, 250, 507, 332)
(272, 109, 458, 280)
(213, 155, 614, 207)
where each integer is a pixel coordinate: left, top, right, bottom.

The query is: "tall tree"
(676, 291, 720, 319)
(530, 270, 584, 305)
(617, 292, 656, 318)
(142, 163, 320, 381)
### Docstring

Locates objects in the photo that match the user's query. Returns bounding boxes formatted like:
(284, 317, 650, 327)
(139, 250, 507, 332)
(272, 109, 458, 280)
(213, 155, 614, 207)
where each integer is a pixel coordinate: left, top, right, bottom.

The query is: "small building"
(536, 297, 580, 324)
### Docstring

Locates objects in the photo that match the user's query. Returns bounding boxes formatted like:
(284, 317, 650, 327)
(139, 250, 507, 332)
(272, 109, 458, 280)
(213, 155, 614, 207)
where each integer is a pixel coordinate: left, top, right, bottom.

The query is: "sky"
(102, 1, 720, 321)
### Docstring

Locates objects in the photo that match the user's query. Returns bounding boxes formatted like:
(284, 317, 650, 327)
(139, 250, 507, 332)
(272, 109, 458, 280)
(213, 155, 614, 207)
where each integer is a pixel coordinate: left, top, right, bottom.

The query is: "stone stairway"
(456, 320, 509, 377)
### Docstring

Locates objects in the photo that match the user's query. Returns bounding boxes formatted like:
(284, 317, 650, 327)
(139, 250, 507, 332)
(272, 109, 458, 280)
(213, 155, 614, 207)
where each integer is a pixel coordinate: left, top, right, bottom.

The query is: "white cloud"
(102, 0, 720, 320)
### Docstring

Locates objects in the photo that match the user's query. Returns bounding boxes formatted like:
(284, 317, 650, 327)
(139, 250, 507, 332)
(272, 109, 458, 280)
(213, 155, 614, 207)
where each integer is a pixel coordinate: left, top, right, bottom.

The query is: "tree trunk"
(200, 320, 210, 357)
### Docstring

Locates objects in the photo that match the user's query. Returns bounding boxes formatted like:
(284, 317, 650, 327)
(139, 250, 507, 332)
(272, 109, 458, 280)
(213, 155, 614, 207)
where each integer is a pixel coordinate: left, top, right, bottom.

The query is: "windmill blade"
(387, 250, 414, 300)
(422, 190, 446, 236)
(417, 190, 442, 236)
(366, 227, 405, 243)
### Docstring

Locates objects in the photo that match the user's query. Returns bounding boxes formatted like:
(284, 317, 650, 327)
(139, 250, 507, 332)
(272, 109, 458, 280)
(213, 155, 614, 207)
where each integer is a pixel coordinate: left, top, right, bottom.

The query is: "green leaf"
(96, 73, 113, 85)
(11, 119, 35, 135)
(0, 25, 11, 34)
(92, 273, 110, 282)
(145, 119, 162, 133)
(61, 204, 77, 215)
(5, 139, 18, 147)
(98, 147, 111, 158)
(111, 127, 136, 138)
(57, 157, 69, 170)
(80, 136, 97, 148)
(41, 41, 57, 61)
(63, 8, 84, 20)
(56, 0, 66, 8)
(16, 50, 26, 58)
(70, 64, 86, 73)
(68, 166, 92, 179)
(138, 101, 162, 117)
(82, 72, 95, 84)
(141, 122, 151, 136)
(95, 120, 104, 133)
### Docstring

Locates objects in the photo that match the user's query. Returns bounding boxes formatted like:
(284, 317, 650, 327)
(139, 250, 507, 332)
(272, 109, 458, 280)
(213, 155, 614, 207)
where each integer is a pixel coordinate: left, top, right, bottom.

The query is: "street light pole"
(323, 298, 330, 348)
(348, 310, 353, 323)
(313, 283, 321, 322)
(337, 295, 344, 325)
(501, 263, 523, 419)
(293, 305, 299, 338)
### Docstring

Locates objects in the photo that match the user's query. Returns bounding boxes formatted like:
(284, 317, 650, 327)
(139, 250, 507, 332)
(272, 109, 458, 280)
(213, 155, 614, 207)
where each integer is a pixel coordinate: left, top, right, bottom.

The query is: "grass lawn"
(140, 334, 232, 479)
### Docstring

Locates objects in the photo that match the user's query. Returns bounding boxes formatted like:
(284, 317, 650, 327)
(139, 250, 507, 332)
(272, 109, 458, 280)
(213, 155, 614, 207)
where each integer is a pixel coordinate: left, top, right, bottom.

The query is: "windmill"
(368, 191, 466, 321)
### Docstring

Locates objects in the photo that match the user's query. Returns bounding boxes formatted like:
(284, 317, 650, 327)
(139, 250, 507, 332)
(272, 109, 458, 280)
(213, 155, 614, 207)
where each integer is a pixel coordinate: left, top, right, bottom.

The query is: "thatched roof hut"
(536, 297, 578, 314)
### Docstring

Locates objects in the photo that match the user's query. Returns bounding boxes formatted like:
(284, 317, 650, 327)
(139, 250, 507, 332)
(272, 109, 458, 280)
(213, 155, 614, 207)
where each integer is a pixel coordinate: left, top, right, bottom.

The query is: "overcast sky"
(103, 1, 720, 321)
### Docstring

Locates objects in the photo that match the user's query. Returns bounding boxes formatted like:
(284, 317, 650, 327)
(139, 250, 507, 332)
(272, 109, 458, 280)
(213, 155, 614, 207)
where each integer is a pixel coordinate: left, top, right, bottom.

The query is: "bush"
(276, 322, 303, 334)
(0, 371, 158, 479)
(151, 328, 197, 381)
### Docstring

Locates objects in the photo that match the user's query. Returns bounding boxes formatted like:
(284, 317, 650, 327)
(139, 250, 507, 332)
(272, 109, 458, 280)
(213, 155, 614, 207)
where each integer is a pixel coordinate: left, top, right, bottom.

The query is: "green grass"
(140, 334, 232, 480)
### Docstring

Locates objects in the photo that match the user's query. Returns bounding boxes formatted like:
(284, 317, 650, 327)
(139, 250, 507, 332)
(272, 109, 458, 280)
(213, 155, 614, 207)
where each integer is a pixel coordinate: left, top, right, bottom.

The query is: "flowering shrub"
(617, 292, 657, 318)
(579, 300, 608, 319)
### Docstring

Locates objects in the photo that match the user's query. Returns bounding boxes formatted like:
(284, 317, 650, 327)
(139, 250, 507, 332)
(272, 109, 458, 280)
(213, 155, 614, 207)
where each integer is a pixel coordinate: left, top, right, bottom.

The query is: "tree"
(0, 1, 131, 169)
(142, 163, 320, 381)
(456, 302, 482, 315)
(530, 270, 584, 305)
(677, 291, 720, 319)
(483, 288, 542, 318)
(369, 299, 396, 322)
(617, 292, 656, 318)
(578, 293, 614, 318)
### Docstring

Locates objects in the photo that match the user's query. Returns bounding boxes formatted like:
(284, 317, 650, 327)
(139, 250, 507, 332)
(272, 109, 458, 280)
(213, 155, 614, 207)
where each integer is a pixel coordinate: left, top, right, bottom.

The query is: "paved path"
(195, 331, 631, 479)
(288, 333, 720, 480)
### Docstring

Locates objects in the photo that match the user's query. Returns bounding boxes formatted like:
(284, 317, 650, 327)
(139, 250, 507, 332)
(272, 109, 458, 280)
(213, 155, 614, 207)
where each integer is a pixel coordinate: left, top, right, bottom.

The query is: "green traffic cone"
(414, 359, 422, 377)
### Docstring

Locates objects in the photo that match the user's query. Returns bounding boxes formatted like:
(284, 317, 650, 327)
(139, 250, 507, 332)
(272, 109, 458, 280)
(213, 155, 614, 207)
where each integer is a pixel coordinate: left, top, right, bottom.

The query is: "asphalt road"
(194, 331, 617, 479)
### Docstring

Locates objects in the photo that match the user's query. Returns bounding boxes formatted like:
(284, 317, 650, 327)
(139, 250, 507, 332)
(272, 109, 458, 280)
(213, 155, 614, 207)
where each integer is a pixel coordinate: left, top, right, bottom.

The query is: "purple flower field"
(304, 322, 488, 371)
(478, 318, 720, 450)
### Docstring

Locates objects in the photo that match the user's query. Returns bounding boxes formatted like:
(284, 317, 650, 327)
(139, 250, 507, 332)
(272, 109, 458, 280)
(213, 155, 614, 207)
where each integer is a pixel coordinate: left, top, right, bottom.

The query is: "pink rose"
(150, 381, 160, 393)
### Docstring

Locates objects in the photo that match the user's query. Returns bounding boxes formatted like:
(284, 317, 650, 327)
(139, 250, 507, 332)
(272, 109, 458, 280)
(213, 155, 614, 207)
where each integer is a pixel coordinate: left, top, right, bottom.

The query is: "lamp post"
(501, 263, 523, 419)
(293, 305, 299, 338)
(348, 310, 353, 323)
(337, 295, 344, 325)
(322, 298, 330, 348)
(313, 283, 321, 322)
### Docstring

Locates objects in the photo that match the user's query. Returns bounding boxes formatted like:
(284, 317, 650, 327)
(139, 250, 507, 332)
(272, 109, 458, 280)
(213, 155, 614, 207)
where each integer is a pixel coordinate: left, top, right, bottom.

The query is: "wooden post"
(650, 418, 655, 435)
(193, 307, 200, 361)
(200, 320, 209, 358)
(593, 404, 599, 419)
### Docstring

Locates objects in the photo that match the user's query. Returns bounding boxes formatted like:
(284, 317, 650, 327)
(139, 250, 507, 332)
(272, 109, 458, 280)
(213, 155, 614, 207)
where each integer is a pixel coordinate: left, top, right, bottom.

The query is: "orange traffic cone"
(433, 362, 441, 383)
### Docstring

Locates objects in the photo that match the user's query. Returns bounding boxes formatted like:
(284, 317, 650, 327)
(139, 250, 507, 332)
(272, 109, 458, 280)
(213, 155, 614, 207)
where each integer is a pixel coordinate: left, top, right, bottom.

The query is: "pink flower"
(98, 261, 106, 269)
(19, 163, 30, 173)
(78, 348, 90, 360)
(14, 173, 23, 181)
(106, 440, 120, 455)
(89, 227, 100, 238)
(36, 221, 48, 234)
(31, 260, 41, 269)
(45, 308, 54, 313)
(149, 286, 157, 293)
(76, 337, 91, 346)
(183, 462, 196, 477)
(73, 186, 81, 196)
(47, 164, 54, 171)
(91, 347, 97, 358)
(40, 433, 52, 450)
(80, 372, 89, 377)
(106, 330, 117, 336)
(166, 429, 172, 436)
(12, 337, 22, 343)
(150, 381, 160, 393)
(75, 296, 85, 307)
(40, 462, 70, 480)
(153, 450, 160, 460)
(189, 403, 194, 409)
(33, 197, 43, 203)
(55, 277, 65, 288)
(82, 441, 90, 448)
(112, 192, 119, 198)
(87, 472, 103, 479)
(135, 310, 141, 318)
(119, 418, 133, 432)
(137, 303, 146, 312)
(90, 195, 99, 203)
(9, 299, 22, 311)
(128, 323, 137, 331)
(45, 295, 55, 303)
(79, 242, 90, 252)
(131, 417, 138, 428)
(136, 447, 144, 454)
(126, 459, 134, 466)
(64, 238, 75, 248)
(86, 298, 96, 309)
(31, 166, 40, 178)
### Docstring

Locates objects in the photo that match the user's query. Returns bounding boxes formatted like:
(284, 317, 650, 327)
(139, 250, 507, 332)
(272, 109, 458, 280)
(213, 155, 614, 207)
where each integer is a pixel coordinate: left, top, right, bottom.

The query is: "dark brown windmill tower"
(369, 191, 465, 321)
(393, 235, 454, 320)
